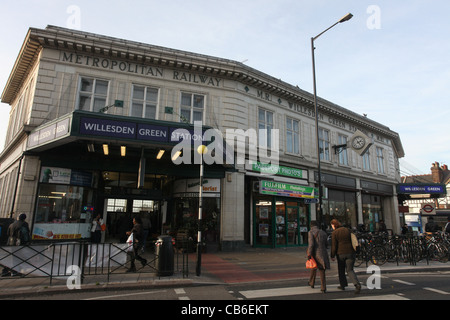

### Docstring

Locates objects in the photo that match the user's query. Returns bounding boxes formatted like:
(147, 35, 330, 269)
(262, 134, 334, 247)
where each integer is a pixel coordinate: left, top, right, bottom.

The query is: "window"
(258, 108, 274, 148)
(107, 199, 127, 212)
(78, 77, 109, 112)
(132, 200, 154, 213)
(363, 151, 371, 171)
(318, 128, 330, 161)
(131, 85, 159, 119)
(286, 118, 300, 154)
(35, 184, 94, 223)
(338, 134, 348, 165)
(180, 92, 204, 123)
(376, 147, 385, 174)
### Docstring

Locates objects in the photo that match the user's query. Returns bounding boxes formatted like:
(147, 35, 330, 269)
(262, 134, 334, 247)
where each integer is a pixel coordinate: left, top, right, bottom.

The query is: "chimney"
(431, 162, 443, 183)
(442, 164, 448, 171)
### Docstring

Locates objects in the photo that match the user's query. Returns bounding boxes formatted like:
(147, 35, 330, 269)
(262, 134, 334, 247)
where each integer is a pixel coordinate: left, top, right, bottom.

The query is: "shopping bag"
(126, 233, 134, 252)
(306, 256, 317, 269)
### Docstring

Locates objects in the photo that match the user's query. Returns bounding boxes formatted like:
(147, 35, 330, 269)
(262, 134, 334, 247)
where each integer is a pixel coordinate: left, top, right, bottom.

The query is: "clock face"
(352, 136, 366, 150)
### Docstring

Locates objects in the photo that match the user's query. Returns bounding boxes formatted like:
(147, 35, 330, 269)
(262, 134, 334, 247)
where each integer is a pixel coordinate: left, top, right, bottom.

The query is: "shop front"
(27, 111, 228, 243)
(171, 178, 221, 252)
(252, 179, 316, 248)
(361, 180, 394, 232)
(33, 167, 95, 240)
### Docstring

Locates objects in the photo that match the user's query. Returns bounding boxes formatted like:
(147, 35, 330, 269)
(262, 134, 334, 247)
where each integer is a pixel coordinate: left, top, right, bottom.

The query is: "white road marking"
(393, 279, 415, 286)
(423, 287, 449, 295)
(84, 290, 167, 300)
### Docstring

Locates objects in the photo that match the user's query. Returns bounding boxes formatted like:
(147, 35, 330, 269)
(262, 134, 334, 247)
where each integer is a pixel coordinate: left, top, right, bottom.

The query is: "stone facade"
(0, 26, 404, 249)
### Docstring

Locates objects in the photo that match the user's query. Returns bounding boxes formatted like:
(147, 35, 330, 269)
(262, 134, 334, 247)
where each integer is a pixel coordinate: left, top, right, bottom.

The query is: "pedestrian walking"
(3, 213, 31, 277)
(126, 217, 147, 272)
(7, 213, 30, 246)
(91, 214, 102, 243)
(330, 219, 361, 294)
(307, 220, 330, 293)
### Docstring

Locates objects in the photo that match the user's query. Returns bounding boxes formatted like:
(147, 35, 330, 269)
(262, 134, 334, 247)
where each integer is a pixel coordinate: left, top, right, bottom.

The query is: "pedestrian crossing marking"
(334, 294, 409, 300)
(239, 284, 360, 299)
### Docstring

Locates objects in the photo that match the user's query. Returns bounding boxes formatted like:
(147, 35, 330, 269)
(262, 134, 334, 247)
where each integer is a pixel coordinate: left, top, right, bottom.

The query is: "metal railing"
(0, 240, 190, 285)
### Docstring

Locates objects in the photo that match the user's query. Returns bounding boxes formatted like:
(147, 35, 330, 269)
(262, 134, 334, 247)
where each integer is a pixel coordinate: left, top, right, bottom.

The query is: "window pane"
(146, 88, 158, 102)
(286, 118, 292, 130)
(293, 120, 299, 132)
(132, 102, 143, 117)
(81, 78, 93, 92)
(193, 110, 203, 122)
(266, 112, 273, 124)
(294, 134, 299, 154)
(181, 93, 191, 106)
(193, 95, 204, 109)
(79, 95, 91, 111)
(145, 104, 156, 119)
(133, 86, 145, 100)
(287, 131, 293, 153)
(259, 109, 265, 122)
(95, 80, 108, 95)
(181, 108, 191, 123)
(93, 98, 106, 113)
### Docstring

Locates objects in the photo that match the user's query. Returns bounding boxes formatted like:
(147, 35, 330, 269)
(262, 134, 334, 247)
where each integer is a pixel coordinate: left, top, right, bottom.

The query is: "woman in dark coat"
(307, 220, 330, 293)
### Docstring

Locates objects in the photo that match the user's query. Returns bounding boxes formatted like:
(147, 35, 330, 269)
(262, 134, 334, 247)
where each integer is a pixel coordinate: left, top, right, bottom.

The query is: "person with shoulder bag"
(330, 219, 361, 294)
(307, 221, 330, 293)
(7, 213, 30, 246)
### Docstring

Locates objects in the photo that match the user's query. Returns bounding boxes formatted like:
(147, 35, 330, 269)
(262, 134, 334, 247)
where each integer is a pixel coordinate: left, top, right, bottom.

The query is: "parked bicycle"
(354, 232, 387, 267)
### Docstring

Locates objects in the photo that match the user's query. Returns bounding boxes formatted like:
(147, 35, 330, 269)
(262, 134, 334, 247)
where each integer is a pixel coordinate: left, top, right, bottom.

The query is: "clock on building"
(350, 130, 373, 156)
(351, 135, 366, 150)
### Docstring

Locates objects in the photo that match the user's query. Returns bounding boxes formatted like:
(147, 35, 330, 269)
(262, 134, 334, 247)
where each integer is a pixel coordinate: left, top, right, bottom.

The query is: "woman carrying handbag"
(307, 221, 330, 293)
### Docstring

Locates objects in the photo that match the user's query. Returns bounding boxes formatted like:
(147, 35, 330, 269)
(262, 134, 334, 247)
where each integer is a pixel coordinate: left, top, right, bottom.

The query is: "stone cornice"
(1, 25, 405, 157)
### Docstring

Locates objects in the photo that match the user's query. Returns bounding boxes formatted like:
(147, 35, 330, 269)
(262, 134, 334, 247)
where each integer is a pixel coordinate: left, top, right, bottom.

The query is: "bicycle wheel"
(430, 244, 449, 262)
(370, 246, 387, 265)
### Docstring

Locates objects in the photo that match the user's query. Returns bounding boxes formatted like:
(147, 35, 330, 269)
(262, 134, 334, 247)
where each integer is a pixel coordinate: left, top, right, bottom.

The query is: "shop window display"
(34, 184, 94, 240)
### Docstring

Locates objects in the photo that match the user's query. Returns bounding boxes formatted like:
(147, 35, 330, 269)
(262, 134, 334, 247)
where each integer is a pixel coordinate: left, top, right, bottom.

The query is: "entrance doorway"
(103, 198, 161, 243)
(254, 198, 309, 247)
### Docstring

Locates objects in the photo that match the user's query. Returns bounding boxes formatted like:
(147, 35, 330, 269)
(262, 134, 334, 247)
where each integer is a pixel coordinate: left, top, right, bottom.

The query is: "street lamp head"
(339, 13, 353, 23)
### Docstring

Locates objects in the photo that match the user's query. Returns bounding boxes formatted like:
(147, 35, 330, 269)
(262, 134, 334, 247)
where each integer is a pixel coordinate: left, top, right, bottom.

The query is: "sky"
(0, 0, 449, 176)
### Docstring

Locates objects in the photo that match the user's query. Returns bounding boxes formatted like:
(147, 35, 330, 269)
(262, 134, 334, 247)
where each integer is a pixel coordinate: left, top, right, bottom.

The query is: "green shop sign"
(260, 180, 318, 199)
(252, 162, 307, 179)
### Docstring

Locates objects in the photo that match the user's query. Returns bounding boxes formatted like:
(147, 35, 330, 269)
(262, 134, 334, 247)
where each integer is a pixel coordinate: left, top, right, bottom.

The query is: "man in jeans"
(330, 219, 361, 294)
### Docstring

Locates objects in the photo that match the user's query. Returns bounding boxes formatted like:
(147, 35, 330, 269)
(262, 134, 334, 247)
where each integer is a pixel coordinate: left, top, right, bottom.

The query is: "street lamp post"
(311, 13, 353, 229)
(196, 144, 208, 276)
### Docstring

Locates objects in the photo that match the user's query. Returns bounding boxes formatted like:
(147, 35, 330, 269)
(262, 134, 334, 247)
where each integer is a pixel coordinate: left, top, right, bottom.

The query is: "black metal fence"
(0, 240, 190, 285)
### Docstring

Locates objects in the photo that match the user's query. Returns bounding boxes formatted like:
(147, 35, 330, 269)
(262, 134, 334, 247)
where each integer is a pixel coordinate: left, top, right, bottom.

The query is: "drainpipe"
(9, 154, 24, 219)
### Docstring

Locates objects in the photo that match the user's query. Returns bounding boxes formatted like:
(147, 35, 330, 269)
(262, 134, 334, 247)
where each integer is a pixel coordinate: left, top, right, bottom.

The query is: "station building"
(0, 26, 405, 250)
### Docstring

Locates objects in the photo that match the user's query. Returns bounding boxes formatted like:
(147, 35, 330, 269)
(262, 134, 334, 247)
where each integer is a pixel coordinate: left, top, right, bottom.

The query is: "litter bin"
(155, 235, 174, 276)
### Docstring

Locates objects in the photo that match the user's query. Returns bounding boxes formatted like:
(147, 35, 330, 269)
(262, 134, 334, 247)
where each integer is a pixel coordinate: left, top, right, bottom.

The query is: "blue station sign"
(397, 184, 446, 195)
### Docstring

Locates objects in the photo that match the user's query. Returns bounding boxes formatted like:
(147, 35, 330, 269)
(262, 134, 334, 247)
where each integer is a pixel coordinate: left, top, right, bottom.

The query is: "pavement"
(1, 246, 449, 299)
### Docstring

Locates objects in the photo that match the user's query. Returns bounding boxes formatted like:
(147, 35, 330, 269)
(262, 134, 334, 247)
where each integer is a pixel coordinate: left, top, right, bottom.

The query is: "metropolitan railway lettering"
(61, 52, 163, 77)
